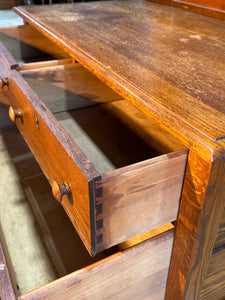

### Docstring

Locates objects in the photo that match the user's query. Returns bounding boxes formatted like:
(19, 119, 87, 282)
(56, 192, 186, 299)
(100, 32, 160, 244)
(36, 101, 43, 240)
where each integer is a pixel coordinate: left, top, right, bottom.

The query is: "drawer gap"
(55, 100, 185, 174)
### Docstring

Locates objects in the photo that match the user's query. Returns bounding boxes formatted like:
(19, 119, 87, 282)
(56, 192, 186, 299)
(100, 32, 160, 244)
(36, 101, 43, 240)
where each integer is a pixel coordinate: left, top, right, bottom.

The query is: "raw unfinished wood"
(95, 150, 187, 251)
(18, 58, 75, 71)
(20, 230, 174, 300)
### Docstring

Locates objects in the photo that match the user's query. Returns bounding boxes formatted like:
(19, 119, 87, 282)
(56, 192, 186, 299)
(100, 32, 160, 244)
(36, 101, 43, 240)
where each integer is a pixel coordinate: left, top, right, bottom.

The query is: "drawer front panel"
(0, 41, 99, 255)
(20, 230, 175, 300)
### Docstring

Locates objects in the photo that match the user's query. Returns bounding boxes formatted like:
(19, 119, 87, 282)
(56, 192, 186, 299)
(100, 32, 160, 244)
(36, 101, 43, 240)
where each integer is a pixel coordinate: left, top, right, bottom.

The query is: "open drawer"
(0, 127, 174, 299)
(0, 37, 187, 255)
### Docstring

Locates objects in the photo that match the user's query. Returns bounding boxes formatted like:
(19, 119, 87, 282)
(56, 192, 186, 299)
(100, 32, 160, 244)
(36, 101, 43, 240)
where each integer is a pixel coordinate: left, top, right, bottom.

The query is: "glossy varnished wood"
(13, 1, 225, 150)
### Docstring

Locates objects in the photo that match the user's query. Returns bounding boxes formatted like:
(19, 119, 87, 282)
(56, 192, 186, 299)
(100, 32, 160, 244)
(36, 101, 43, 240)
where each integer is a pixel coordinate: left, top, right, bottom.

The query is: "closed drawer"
(0, 40, 187, 256)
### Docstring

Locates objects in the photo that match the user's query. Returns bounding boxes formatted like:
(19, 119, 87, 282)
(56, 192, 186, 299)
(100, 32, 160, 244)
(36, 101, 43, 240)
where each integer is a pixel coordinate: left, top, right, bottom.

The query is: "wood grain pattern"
(214, 205, 225, 249)
(0, 41, 99, 255)
(13, 1, 225, 148)
(149, 0, 225, 19)
(200, 247, 225, 299)
(165, 148, 225, 299)
(20, 62, 123, 113)
(1, 40, 186, 256)
(0, 242, 16, 300)
(20, 230, 174, 300)
(95, 150, 187, 251)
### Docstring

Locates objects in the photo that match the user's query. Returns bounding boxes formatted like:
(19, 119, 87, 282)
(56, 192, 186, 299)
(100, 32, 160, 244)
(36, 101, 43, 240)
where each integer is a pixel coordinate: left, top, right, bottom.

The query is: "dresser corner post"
(165, 146, 225, 300)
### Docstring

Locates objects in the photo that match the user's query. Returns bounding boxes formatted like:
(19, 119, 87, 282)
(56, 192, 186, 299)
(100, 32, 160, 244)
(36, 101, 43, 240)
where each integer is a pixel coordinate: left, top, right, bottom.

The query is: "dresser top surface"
(14, 1, 225, 144)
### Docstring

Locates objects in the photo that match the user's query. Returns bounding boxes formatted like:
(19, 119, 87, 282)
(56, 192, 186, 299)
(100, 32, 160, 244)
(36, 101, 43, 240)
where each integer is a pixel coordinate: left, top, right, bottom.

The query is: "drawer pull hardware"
(0, 77, 8, 89)
(9, 107, 23, 122)
(52, 181, 71, 202)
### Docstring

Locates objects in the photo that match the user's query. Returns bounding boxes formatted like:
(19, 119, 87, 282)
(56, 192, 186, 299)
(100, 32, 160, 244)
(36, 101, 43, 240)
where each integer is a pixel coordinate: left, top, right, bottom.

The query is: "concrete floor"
(0, 9, 23, 27)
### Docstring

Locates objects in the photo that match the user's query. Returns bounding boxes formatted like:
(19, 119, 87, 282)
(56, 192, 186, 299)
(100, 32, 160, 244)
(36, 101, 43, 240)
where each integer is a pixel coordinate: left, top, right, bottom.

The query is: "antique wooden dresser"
(0, 0, 225, 299)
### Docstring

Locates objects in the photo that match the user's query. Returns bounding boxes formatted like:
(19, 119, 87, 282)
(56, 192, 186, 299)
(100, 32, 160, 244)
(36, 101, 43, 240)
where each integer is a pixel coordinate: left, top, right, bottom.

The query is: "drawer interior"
(20, 62, 185, 175)
(0, 125, 174, 298)
(17, 60, 187, 254)
(0, 24, 69, 65)
(0, 36, 187, 255)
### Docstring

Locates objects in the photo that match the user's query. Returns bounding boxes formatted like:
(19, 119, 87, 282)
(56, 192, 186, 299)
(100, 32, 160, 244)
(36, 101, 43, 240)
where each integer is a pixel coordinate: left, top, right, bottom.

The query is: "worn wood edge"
(12, 6, 225, 156)
(6, 85, 94, 254)
(19, 229, 174, 300)
(8, 68, 99, 182)
(103, 149, 187, 179)
(148, 0, 225, 19)
(110, 223, 174, 252)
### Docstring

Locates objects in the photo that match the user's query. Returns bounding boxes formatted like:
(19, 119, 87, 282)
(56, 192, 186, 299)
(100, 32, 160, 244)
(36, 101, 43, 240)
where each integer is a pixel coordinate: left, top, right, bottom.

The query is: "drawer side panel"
(95, 150, 187, 252)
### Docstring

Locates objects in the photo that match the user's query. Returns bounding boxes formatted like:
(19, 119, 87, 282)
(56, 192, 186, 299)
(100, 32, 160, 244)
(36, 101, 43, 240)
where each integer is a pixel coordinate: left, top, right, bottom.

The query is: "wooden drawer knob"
(0, 77, 8, 89)
(52, 181, 71, 202)
(9, 107, 23, 122)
